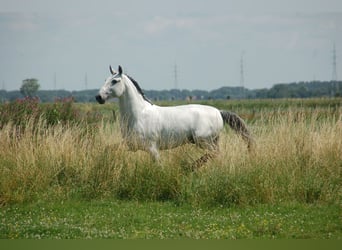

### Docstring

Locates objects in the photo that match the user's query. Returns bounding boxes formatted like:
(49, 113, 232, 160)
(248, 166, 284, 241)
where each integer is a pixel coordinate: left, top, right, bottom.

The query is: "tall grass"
(0, 101, 341, 207)
(194, 109, 342, 206)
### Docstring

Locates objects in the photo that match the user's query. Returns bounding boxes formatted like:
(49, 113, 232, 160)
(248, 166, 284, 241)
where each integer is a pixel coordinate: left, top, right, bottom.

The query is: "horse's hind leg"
(190, 136, 219, 171)
(191, 152, 216, 170)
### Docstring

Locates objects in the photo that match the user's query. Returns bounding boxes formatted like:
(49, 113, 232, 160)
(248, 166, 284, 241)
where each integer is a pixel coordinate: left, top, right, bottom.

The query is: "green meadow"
(0, 98, 341, 239)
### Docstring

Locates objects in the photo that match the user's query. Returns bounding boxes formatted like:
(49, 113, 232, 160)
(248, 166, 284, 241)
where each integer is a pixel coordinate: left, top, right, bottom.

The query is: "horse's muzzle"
(95, 95, 105, 104)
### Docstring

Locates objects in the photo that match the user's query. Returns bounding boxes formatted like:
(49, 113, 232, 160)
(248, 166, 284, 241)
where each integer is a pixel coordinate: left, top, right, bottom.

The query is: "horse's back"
(156, 104, 223, 137)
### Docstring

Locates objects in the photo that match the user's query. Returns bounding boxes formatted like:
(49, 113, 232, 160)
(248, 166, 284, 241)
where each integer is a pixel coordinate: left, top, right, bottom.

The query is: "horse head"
(96, 65, 125, 104)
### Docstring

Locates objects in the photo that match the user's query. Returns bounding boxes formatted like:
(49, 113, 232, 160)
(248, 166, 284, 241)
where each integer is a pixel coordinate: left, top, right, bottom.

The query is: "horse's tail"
(220, 110, 255, 151)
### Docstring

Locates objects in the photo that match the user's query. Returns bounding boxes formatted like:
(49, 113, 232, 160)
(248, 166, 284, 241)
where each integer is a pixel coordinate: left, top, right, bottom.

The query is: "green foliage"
(43, 97, 79, 125)
(0, 97, 100, 129)
(0, 201, 340, 239)
(20, 78, 40, 97)
(1, 80, 342, 102)
(0, 97, 40, 128)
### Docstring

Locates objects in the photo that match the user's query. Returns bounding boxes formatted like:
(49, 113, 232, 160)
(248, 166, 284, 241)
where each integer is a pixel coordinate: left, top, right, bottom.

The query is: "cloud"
(0, 13, 41, 32)
(144, 16, 197, 34)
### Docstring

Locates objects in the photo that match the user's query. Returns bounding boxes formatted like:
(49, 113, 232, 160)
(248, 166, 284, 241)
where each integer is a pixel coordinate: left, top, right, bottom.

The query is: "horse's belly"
(157, 130, 192, 150)
(128, 104, 224, 151)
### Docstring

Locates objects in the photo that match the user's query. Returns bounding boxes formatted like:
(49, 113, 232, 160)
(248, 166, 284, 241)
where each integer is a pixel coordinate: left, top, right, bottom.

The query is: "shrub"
(0, 97, 100, 129)
(42, 97, 79, 125)
(0, 97, 40, 129)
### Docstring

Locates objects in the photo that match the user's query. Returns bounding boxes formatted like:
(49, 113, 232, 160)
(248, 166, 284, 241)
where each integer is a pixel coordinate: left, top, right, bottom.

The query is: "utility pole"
(332, 43, 338, 81)
(240, 51, 245, 99)
(53, 72, 57, 90)
(85, 73, 88, 90)
(174, 64, 178, 90)
(53, 72, 57, 99)
(1, 81, 4, 102)
(332, 43, 338, 96)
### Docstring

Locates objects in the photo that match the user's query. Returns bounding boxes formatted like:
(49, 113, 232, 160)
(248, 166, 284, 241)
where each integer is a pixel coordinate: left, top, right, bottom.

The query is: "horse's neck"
(118, 77, 149, 126)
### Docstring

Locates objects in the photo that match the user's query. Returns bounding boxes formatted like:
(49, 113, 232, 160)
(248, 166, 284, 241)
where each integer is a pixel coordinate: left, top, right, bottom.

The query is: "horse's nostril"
(95, 95, 105, 104)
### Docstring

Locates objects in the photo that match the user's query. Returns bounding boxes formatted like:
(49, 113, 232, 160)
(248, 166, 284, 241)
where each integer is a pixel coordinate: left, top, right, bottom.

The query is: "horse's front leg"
(148, 141, 160, 162)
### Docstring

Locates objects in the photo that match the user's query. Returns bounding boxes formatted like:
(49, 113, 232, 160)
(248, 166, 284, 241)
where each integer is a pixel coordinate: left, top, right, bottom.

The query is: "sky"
(0, 0, 341, 91)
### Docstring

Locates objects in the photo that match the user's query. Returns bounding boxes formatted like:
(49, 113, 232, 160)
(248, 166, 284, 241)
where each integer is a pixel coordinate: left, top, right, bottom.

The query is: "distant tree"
(20, 78, 40, 97)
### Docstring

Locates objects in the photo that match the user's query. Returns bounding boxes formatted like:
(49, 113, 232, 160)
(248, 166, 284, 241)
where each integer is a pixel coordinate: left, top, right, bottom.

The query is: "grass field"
(1, 201, 340, 239)
(0, 98, 341, 239)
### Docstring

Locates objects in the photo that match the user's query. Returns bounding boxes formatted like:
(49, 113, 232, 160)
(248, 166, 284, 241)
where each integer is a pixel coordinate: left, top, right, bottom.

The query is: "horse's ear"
(109, 65, 116, 75)
(118, 65, 123, 75)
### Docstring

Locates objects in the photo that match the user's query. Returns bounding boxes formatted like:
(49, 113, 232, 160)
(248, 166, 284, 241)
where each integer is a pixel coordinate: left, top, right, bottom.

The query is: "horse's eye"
(111, 79, 118, 85)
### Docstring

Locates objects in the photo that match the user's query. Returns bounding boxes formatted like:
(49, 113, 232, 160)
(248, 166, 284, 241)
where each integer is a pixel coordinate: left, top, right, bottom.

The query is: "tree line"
(0, 79, 341, 103)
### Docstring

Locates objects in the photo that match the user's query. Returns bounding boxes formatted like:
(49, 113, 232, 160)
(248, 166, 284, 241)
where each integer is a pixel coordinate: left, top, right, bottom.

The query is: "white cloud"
(144, 16, 197, 34)
(1, 13, 41, 32)
(1, 1, 342, 91)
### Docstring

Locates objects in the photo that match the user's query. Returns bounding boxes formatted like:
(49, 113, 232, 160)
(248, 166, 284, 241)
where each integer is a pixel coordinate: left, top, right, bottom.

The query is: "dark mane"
(126, 75, 153, 105)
